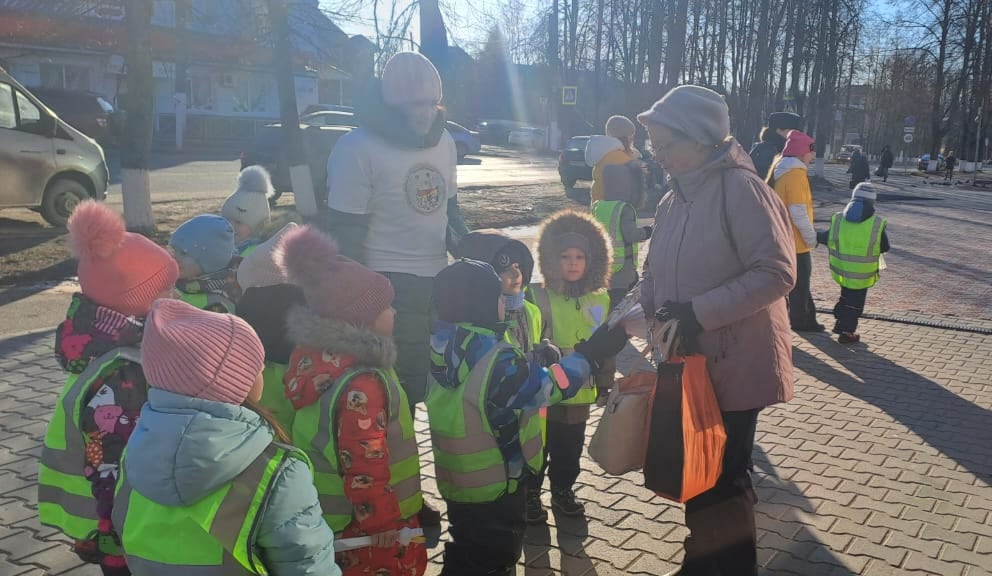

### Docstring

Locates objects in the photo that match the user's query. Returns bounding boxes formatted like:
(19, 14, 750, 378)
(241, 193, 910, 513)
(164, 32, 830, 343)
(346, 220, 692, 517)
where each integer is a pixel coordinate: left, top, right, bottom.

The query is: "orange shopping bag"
(642, 322, 726, 503)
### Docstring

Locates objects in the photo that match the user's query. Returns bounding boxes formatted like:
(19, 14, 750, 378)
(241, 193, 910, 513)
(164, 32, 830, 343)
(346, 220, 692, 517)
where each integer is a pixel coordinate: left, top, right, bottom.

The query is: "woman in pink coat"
(637, 86, 797, 576)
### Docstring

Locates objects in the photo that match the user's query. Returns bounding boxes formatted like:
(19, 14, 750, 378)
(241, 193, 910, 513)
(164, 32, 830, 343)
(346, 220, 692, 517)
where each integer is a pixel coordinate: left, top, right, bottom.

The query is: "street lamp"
(976, 107, 983, 172)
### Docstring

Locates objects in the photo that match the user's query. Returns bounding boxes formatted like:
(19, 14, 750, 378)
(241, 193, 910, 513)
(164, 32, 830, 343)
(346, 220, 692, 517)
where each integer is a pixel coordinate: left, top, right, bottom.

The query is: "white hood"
(584, 135, 624, 167)
(773, 156, 808, 180)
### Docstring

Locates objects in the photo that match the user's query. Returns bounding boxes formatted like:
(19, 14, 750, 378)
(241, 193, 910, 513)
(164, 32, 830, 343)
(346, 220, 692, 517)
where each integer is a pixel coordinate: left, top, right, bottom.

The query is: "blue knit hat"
(170, 215, 236, 275)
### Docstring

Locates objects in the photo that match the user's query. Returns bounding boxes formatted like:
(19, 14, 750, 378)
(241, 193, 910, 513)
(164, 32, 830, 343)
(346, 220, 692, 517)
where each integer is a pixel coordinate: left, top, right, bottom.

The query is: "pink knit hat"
(68, 201, 179, 317)
(277, 226, 394, 327)
(782, 130, 815, 158)
(142, 299, 265, 405)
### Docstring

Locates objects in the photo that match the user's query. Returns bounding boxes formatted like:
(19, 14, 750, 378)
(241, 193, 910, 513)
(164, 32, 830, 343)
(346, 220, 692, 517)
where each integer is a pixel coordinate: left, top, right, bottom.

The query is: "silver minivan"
(0, 67, 108, 226)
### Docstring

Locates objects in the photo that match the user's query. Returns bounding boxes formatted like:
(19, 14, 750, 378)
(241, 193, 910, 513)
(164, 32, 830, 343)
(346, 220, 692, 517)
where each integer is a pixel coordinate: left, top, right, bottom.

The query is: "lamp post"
(976, 107, 982, 172)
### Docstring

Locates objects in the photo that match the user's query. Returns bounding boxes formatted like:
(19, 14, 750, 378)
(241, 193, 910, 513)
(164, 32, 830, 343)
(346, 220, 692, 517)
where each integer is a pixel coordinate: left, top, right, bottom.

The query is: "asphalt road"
(101, 146, 561, 208)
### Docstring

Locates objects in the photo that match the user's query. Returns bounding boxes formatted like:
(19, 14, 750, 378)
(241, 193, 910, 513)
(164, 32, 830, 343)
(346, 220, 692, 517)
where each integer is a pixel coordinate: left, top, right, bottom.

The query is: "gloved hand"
(641, 226, 653, 239)
(573, 323, 629, 372)
(655, 300, 703, 354)
(528, 339, 562, 368)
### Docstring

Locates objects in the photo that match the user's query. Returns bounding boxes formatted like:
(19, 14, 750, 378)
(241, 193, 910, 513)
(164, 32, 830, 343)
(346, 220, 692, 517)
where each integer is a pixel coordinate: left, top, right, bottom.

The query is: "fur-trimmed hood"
(285, 306, 396, 369)
(537, 210, 612, 296)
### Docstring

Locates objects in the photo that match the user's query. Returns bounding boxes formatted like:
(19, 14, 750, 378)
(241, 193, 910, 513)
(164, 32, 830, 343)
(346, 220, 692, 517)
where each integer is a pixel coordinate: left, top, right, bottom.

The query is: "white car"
(508, 127, 547, 150)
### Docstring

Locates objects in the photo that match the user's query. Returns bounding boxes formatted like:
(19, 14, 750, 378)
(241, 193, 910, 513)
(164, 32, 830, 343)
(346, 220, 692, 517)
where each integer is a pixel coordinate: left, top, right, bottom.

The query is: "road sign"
(905, 116, 915, 127)
(904, 126, 915, 134)
(904, 133, 914, 144)
(562, 86, 577, 106)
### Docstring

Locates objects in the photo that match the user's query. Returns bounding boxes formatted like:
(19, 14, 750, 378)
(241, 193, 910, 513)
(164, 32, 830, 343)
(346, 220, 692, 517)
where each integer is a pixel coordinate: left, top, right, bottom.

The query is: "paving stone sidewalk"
(0, 319, 990, 575)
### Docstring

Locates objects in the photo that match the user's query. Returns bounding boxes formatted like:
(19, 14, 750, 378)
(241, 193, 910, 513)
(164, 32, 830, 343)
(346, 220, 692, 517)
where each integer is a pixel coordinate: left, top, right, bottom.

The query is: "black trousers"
(528, 415, 587, 492)
(382, 272, 433, 406)
(682, 409, 760, 576)
(788, 252, 819, 329)
(441, 488, 527, 576)
(833, 287, 868, 334)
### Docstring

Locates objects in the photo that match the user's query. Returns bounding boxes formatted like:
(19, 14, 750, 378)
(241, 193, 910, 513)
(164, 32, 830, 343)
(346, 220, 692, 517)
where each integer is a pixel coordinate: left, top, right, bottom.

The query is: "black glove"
(655, 300, 703, 354)
(641, 226, 653, 239)
(573, 323, 629, 372)
(528, 339, 562, 368)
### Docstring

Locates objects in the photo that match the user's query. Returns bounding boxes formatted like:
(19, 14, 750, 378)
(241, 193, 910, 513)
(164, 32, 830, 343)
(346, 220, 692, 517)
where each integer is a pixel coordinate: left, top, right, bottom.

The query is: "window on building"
(318, 79, 344, 105)
(39, 63, 91, 91)
(188, 74, 214, 110)
(233, 75, 271, 114)
(0, 84, 15, 129)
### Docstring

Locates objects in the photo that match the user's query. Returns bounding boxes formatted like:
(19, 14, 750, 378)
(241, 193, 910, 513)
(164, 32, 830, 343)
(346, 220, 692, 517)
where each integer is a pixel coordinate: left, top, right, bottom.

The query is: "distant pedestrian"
(585, 115, 640, 205)
(749, 111, 803, 181)
(879, 146, 894, 182)
(847, 149, 871, 188)
(770, 130, 823, 332)
(818, 183, 890, 344)
(945, 151, 957, 181)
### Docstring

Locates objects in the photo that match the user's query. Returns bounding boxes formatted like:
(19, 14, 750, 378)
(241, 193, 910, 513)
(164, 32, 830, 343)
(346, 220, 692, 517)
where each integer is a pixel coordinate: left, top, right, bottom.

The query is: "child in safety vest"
(426, 258, 627, 576)
(527, 209, 613, 521)
(113, 299, 340, 576)
(169, 214, 242, 313)
(278, 226, 428, 576)
(817, 183, 890, 344)
(38, 201, 179, 576)
(222, 165, 274, 256)
(455, 230, 543, 353)
(593, 161, 653, 306)
(235, 222, 304, 433)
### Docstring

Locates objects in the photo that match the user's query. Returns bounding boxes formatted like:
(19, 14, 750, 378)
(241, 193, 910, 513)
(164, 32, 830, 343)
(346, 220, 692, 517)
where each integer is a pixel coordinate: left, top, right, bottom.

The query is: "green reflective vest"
(258, 362, 296, 434)
(291, 367, 422, 533)
(425, 333, 545, 503)
(828, 213, 886, 290)
(530, 287, 610, 405)
(240, 244, 259, 258)
(113, 444, 307, 575)
(39, 347, 142, 541)
(506, 300, 543, 351)
(179, 290, 236, 314)
(592, 200, 636, 275)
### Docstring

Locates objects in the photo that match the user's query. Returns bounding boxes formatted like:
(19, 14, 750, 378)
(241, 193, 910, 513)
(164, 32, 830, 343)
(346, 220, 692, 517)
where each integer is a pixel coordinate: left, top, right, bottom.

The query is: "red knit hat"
(782, 130, 815, 158)
(142, 299, 265, 405)
(277, 226, 394, 326)
(68, 201, 179, 317)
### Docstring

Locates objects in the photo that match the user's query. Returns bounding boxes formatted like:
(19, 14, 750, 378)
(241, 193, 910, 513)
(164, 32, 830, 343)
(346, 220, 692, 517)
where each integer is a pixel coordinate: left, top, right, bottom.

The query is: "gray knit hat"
(605, 115, 636, 139)
(637, 85, 731, 147)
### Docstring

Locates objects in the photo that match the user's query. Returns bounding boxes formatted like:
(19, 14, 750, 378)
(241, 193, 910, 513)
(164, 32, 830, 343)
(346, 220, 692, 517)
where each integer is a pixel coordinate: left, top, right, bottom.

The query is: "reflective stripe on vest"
(828, 213, 886, 289)
(293, 367, 422, 533)
(530, 287, 610, 405)
(426, 341, 543, 503)
(113, 443, 305, 575)
(592, 200, 636, 274)
(38, 347, 142, 539)
(179, 291, 236, 314)
(507, 301, 548, 456)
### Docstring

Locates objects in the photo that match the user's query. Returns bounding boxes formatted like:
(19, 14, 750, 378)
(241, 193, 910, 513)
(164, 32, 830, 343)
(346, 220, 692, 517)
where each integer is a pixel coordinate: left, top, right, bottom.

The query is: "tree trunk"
(594, 0, 604, 119)
(173, 0, 189, 152)
(646, 0, 664, 86)
(742, 0, 772, 148)
(268, 0, 317, 217)
(663, 0, 689, 87)
(121, 0, 155, 233)
(929, 0, 953, 157)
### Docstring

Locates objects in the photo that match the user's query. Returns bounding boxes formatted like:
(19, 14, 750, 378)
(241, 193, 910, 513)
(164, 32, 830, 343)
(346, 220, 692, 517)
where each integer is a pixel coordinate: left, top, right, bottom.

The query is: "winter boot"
(526, 490, 548, 524)
(839, 332, 861, 344)
(550, 486, 585, 517)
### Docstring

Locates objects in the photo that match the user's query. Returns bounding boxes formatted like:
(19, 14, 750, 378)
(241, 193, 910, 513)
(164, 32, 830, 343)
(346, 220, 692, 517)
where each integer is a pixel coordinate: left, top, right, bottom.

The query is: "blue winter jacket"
(123, 388, 340, 576)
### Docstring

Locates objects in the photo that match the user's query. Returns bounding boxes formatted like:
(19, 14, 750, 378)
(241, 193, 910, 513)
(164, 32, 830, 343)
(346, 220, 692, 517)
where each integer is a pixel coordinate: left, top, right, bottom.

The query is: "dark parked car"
(300, 110, 358, 128)
(558, 135, 592, 188)
(241, 124, 351, 204)
(29, 87, 119, 144)
(477, 119, 526, 145)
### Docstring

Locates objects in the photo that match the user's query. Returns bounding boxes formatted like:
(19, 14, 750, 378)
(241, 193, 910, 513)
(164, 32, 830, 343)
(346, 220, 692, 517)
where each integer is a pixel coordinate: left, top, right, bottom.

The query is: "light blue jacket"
(124, 388, 340, 576)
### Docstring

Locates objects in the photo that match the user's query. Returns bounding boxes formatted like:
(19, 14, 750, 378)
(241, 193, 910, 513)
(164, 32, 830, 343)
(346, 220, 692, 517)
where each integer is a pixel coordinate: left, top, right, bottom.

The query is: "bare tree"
(120, 0, 155, 232)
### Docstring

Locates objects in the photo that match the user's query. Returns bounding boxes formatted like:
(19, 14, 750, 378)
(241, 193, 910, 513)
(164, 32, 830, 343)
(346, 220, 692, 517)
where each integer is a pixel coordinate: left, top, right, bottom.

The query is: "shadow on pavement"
(795, 341, 991, 484)
(752, 445, 858, 575)
(523, 513, 597, 576)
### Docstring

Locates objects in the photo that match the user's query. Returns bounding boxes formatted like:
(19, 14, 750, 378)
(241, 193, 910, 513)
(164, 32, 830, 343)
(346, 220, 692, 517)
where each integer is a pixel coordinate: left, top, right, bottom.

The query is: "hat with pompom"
(782, 130, 815, 158)
(276, 226, 394, 326)
(222, 166, 273, 234)
(68, 201, 179, 317)
(236, 222, 299, 289)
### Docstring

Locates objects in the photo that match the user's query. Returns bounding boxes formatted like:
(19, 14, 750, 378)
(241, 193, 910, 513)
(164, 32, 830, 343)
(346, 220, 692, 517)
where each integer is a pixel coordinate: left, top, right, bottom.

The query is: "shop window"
(188, 74, 214, 110)
(39, 63, 91, 91)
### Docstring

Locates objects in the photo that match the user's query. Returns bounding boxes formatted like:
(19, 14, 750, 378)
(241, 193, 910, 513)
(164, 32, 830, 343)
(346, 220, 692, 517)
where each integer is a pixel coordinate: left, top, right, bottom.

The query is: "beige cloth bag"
(588, 370, 656, 474)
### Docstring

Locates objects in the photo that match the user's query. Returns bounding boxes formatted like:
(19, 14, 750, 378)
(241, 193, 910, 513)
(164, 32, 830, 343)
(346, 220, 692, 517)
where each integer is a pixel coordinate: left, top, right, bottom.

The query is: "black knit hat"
(433, 259, 503, 329)
(768, 112, 802, 131)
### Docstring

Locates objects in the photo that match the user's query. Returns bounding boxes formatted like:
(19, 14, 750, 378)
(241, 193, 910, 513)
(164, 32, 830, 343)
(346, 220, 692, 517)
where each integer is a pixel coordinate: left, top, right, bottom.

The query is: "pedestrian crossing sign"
(562, 86, 577, 106)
